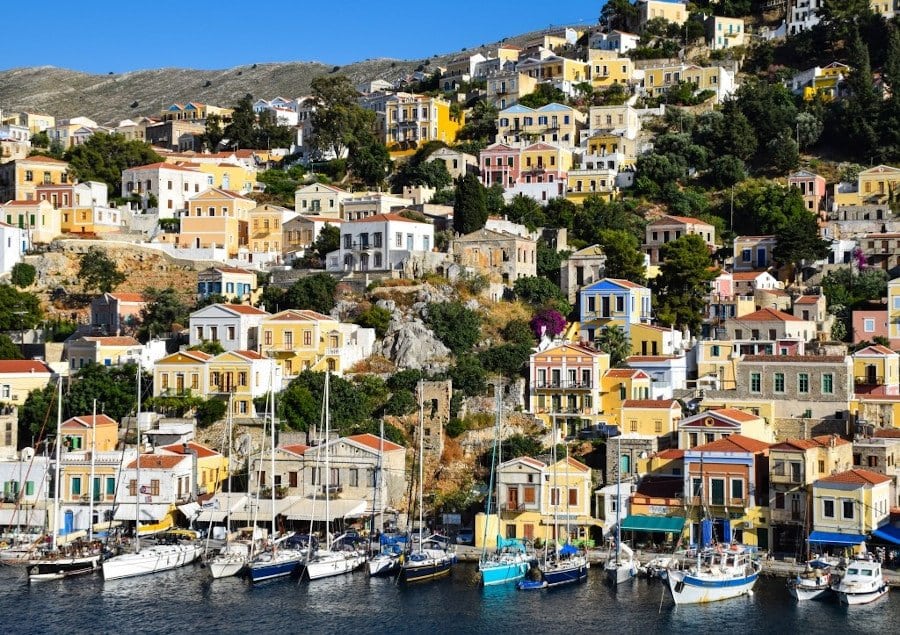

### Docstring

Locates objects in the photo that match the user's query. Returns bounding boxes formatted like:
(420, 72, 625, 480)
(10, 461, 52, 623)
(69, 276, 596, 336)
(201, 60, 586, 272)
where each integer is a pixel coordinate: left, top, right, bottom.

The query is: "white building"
(589, 30, 641, 54)
(0, 221, 27, 275)
(787, 0, 823, 35)
(121, 162, 211, 219)
(424, 147, 478, 180)
(188, 303, 270, 352)
(327, 213, 434, 272)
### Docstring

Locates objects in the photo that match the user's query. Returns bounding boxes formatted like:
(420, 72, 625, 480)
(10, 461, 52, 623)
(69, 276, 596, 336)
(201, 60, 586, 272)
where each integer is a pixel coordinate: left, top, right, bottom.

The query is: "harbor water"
(0, 562, 896, 634)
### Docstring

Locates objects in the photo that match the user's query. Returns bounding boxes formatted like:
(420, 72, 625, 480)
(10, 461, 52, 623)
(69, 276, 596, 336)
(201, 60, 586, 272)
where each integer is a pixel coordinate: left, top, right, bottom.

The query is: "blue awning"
(807, 530, 866, 546)
(872, 525, 900, 545)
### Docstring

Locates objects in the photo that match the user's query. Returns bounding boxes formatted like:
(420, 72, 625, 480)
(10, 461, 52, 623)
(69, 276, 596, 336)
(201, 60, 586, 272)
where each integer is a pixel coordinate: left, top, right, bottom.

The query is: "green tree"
(223, 94, 257, 149)
(518, 84, 567, 109)
(773, 210, 832, 274)
(281, 273, 338, 314)
(708, 155, 747, 188)
(453, 173, 488, 234)
(19, 383, 57, 442)
(598, 230, 646, 284)
(384, 389, 417, 416)
(188, 340, 225, 355)
(0, 286, 42, 331)
(298, 224, 341, 269)
(764, 131, 800, 174)
(309, 75, 373, 160)
(64, 132, 162, 197)
(0, 334, 23, 360)
(512, 276, 570, 314)
(78, 247, 126, 293)
(347, 132, 391, 187)
(255, 169, 305, 207)
(448, 354, 488, 396)
(455, 100, 498, 144)
(425, 301, 482, 354)
(31, 131, 50, 149)
(652, 234, 717, 333)
(600, 0, 638, 31)
(138, 287, 190, 341)
(504, 194, 546, 231)
(10, 262, 35, 288)
(478, 343, 531, 378)
(201, 113, 224, 151)
(196, 398, 227, 428)
(796, 112, 823, 149)
(501, 319, 535, 346)
(278, 371, 371, 432)
(594, 325, 630, 367)
(730, 180, 809, 236)
(536, 242, 568, 284)
(67, 363, 141, 423)
(354, 305, 392, 338)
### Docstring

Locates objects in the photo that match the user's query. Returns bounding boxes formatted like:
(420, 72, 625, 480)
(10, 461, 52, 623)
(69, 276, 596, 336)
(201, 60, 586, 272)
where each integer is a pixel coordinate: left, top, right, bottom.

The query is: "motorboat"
(666, 544, 761, 604)
(832, 559, 889, 605)
(788, 558, 840, 601)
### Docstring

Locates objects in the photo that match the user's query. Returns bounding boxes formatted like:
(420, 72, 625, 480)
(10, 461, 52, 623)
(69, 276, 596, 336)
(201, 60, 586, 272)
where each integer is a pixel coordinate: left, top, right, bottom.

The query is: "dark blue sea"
(0, 562, 895, 634)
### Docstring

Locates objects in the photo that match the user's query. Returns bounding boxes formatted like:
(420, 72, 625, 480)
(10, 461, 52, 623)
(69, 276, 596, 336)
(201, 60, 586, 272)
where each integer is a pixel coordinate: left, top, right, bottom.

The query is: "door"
(867, 364, 877, 385)
(756, 248, 766, 267)
(601, 296, 611, 318)
(791, 495, 801, 521)
(507, 487, 519, 511)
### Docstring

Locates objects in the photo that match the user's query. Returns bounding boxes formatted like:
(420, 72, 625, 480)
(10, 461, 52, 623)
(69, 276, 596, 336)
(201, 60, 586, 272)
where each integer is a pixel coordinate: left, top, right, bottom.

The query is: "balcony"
(770, 508, 804, 524)
(534, 380, 593, 390)
(771, 472, 804, 485)
(324, 347, 343, 356)
(690, 496, 749, 507)
(855, 376, 884, 386)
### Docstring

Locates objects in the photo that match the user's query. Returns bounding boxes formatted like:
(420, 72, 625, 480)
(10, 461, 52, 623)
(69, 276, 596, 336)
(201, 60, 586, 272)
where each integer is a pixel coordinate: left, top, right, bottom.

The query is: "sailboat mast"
(88, 399, 97, 542)
(417, 380, 424, 547)
(270, 379, 276, 541)
(324, 372, 331, 547)
(496, 381, 502, 525)
(135, 361, 142, 553)
(51, 378, 62, 552)
(615, 435, 621, 559)
(226, 392, 233, 535)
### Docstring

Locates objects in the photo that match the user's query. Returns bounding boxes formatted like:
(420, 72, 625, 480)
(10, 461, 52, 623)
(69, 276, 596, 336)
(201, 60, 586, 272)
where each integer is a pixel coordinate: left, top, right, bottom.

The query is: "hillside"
(0, 26, 573, 123)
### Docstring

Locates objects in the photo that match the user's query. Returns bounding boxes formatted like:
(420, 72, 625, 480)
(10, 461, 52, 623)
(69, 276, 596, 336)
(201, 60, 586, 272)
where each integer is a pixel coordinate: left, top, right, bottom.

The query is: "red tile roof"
(626, 355, 677, 363)
(794, 296, 821, 305)
(222, 304, 267, 315)
(21, 155, 68, 165)
(347, 433, 404, 452)
(80, 336, 141, 346)
(874, 428, 900, 438)
(159, 441, 220, 458)
(656, 448, 685, 460)
(281, 444, 310, 456)
(233, 350, 264, 360)
(691, 434, 770, 453)
(61, 414, 118, 429)
(731, 271, 770, 281)
(0, 360, 53, 374)
(208, 266, 254, 275)
(127, 454, 187, 469)
(817, 468, 892, 486)
(651, 215, 709, 226)
(711, 408, 761, 423)
(605, 369, 646, 378)
(854, 345, 896, 356)
(737, 307, 802, 322)
(622, 399, 678, 409)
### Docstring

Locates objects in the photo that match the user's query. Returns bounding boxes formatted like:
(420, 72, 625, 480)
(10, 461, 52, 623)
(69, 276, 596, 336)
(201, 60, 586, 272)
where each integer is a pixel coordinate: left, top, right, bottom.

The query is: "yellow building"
(679, 408, 773, 449)
(695, 339, 739, 391)
(601, 369, 653, 425)
(639, 0, 688, 26)
(205, 349, 270, 418)
(517, 55, 589, 85)
(158, 441, 229, 497)
(588, 51, 635, 89)
(496, 103, 586, 147)
(584, 133, 639, 167)
(811, 468, 893, 549)
(838, 164, 900, 206)
(641, 64, 735, 103)
(3, 112, 55, 134)
(0, 155, 70, 202)
(486, 455, 595, 547)
(260, 309, 343, 379)
(377, 93, 462, 154)
(152, 350, 213, 398)
(176, 188, 255, 256)
(529, 342, 611, 431)
(520, 142, 574, 180)
(0, 360, 55, 406)
(619, 399, 682, 440)
(706, 15, 746, 50)
(66, 335, 142, 371)
(172, 160, 257, 195)
(248, 204, 285, 260)
(161, 102, 234, 122)
(1, 199, 60, 244)
(60, 414, 119, 452)
(565, 167, 617, 203)
(851, 344, 900, 394)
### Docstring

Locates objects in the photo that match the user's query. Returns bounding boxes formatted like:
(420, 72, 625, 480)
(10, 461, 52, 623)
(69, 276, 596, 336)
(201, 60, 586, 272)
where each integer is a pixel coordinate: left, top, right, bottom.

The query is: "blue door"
(756, 248, 766, 268)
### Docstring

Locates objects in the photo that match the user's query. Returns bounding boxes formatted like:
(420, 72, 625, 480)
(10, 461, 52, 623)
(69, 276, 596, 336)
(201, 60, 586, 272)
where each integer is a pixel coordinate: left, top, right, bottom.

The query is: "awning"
(57, 530, 87, 546)
(620, 515, 686, 533)
(113, 504, 171, 522)
(283, 498, 368, 522)
(92, 520, 121, 533)
(872, 525, 900, 545)
(177, 502, 201, 521)
(0, 508, 46, 527)
(807, 530, 867, 546)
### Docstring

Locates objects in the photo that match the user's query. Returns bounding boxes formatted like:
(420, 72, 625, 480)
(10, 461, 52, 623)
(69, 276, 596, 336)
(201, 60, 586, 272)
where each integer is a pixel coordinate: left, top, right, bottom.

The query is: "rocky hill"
(0, 26, 575, 123)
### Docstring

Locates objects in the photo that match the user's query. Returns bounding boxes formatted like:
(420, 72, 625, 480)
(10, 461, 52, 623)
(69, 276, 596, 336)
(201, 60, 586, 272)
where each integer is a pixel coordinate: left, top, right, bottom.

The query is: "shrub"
(10, 263, 36, 288)
(196, 398, 227, 428)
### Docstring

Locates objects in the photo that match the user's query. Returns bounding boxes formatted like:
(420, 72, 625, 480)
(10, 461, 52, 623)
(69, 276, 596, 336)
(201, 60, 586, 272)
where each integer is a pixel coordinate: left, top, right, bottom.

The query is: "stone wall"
(771, 417, 853, 442)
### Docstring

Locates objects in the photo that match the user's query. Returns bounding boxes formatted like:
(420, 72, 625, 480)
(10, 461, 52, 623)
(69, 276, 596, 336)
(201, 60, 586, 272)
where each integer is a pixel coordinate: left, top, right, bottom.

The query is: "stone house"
(450, 228, 537, 299)
(560, 245, 606, 304)
(852, 433, 900, 506)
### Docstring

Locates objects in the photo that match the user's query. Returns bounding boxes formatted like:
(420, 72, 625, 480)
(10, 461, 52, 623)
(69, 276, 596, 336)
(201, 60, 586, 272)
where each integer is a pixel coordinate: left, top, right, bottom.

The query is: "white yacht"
(102, 542, 202, 580)
(832, 559, 889, 605)
(667, 545, 761, 604)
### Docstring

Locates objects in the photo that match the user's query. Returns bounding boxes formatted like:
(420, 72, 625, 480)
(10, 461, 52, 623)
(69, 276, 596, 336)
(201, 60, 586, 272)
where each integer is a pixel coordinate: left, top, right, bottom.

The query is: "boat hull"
(102, 544, 202, 581)
(209, 557, 246, 579)
(368, 554, 401, 577)
(605, 561, 637, 586)
(667, 569, 759, 605)
(248, 552, 304, 583)
(788, 582, 832, 601)
(27, 554, 103, 581)
(305, 552, 363, 580)
(479, 559, 529, 586)
(400, 557, 453, 583)
(836, 586, 889, 605)
(541, 560, 589, 588)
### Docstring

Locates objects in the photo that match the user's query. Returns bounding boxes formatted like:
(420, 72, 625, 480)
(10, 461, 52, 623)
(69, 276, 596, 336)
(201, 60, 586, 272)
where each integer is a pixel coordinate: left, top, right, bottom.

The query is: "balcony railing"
(855, 376, 884, 386)
(534, 380, 593, 389)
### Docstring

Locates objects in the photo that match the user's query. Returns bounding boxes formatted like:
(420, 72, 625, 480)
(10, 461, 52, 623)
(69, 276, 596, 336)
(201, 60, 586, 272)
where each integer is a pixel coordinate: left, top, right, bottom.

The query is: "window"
(568, 488, 578, 506)
(550, 488, 561, 506)
(150, 479, 160, 496)
(395, 232, 403, 247)
(227, 326, 236, 340)
(264, 331, 272, 346)
(842, 500, 854, 519)
(775, 492, 785, 509)
(303, 330, 312, 346)
(731, 479, 743, 501)
(106, 477, 116, 496)
(128, 479, 137, 497)
(710, 478, 725, 505)
(798, 373, 809, 394)
(71, 477, 82, 496)
(654, 420, 662, 434)
(823, 499, 834, 518)
(750, 373, 761, 393)
(289, 471, 298, 488)
(523, 486, 536, 504)
(349, 469, 359, 487)
(818, 460, 825, 474)
(863, 318, 875, 333)
(741, 249, 751, 262)
(822, 374, 833, 394)
(25, 170, 33, 182)
(691, 477, 702, 498)
(774, 373, 785, 393)
(688, 432, 698, 448)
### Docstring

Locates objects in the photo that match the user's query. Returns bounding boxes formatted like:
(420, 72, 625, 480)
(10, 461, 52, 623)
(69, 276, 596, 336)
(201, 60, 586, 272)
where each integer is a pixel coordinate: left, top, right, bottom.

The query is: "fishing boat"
(368, 533, 406, 577)
(399, 381, 454, 584)
(103, 364, 202, 581)
(788, 558, 840, 601)
(604, 436, 636, 586)
(666, 544, 761, 604)
(28, 385, 105, 582)
(247, 388, 304, 583)
(832, 558, 889, 605)
(478, 383, 530, 586)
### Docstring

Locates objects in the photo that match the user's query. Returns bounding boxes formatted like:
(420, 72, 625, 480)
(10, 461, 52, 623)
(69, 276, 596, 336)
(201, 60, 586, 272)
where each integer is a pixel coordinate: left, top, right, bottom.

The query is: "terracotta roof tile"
(873, 428, 900, 438)
(79, 336, 141, 346)
(736, 308, 802, 322)
(711, 408, 761, 423)
(606, 369, 646, 378)
(731, 271, 770, 281)
(794, 296, 821, 304)
(159, 441, 220, 458)
(0, 360, 53, 374)
(854, 345, 897, 356)
(656, 448, 685, 459)
(691, 434, 770, 453)
(61, 414, 118, 429)
(817, 468, 892, 486)
(127, 454, 187, 469)
(622, 399, 678, 408)
(281, 444, 310, 456)
(347, 433, 404, 452)
(220, 304, 268, 315)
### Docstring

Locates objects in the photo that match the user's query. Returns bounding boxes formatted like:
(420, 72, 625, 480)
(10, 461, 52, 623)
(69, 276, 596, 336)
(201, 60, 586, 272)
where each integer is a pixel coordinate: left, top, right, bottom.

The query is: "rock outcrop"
(380, 318, 450, 370)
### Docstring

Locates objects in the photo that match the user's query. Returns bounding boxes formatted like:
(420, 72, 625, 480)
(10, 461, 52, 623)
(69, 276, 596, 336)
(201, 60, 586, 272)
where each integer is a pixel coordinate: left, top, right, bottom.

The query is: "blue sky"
(3, 1, 601, 74)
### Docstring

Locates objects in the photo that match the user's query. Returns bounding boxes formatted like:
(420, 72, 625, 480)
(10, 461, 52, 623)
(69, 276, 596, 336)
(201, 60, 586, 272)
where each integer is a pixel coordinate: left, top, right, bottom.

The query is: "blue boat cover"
(559, 543, 578, 556)
(701, 519, 713, 548)
(380, 534, 408, 546)
(722, 519, 732, 544)
(872, 524, 900, 545)
(497, 536, 525, 551)
(807, 531, 866, 546)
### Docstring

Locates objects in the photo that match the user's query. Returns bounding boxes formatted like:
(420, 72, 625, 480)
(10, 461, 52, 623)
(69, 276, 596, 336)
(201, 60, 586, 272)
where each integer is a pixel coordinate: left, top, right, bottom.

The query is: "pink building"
(787, 170, 826, 213)
(852, 308, 890, 346)
(479, 143, 520, 189)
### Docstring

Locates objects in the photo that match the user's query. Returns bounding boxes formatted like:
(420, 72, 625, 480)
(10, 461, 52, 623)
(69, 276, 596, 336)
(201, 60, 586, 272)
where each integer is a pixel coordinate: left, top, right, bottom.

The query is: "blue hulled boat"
(539, 543, 589, 587)
(479, 536, 531, 586)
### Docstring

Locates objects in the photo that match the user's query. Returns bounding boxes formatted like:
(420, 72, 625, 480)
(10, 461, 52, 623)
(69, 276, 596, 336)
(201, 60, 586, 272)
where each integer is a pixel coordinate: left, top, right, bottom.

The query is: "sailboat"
(604, 436, 637, 585)
(399, 380, 454, 584)
(304, 372, 364, 581)
(208, 395, 253, 579)
(367, 419, 405, 577)
(27, 381, 106, 582)
(478, 382, 530, 586)
(102, 363, 202, 581)
(526, 416, 588, 588)
(247, 386, 304, 583)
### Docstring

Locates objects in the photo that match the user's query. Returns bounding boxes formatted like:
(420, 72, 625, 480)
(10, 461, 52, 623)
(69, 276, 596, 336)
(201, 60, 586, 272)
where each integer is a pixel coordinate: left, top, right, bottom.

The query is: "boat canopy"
(872, 524, 900, 545)
(496, 536, 525, 551)
(807, 530, 866, 546)
(559, 543, 578, 556)
(619, 515, 685, 533)
(380, 534, 408, 546)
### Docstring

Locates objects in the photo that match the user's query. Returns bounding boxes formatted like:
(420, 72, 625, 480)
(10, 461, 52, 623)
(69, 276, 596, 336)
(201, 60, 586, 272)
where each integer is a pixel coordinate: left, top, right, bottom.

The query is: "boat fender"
(0, 541, 7, 549)
(674, 581, 684, 593)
